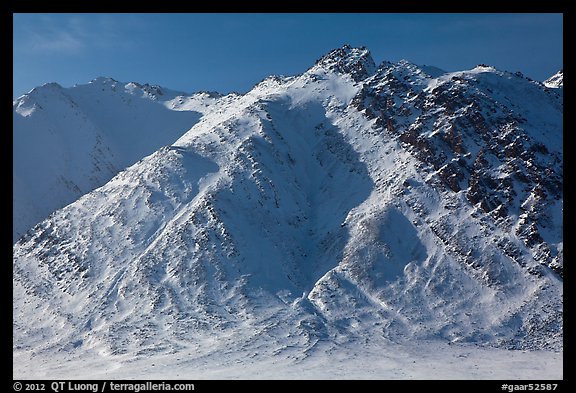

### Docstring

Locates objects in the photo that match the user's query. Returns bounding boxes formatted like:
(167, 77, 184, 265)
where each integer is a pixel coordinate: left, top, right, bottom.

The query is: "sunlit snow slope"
(543, 70, 563, 89)
(14, 46, 562, 378)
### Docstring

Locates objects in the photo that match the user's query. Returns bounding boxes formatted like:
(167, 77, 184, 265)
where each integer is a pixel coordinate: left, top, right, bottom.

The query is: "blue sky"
(13, 13, 563, 98)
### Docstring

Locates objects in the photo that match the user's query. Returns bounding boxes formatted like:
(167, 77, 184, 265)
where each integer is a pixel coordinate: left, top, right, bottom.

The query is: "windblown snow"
(13, 45, 562, 379)
(12, 78, 215, 243)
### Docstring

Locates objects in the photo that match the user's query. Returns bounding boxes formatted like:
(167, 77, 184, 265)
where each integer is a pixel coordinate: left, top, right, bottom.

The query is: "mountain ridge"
(13, 45, 563, 378)
(12, 77, 214, 243)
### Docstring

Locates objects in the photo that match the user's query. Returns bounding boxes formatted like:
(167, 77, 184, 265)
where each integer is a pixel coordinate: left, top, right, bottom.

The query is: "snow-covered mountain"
(12, 78, 222, 243)
(543, 70, 563, 88)
(13, 45, 562, 379)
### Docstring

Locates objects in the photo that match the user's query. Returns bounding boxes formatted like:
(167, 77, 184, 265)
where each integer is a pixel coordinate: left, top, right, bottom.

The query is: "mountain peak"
(41, 81, 64, 90)
(26, 81, 64, 97)
(90, 76, 118, 85)
(315, 44, 376, 81)
(544, 70, 563, 88)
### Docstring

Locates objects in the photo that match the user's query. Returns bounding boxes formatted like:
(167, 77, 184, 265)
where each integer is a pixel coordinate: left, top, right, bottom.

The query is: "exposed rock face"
(352, 61, 562, 280)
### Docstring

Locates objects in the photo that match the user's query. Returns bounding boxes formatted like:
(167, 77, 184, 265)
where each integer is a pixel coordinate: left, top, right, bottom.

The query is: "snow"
(13, 46, 562, 380)
(543, 71, 563, 89)
(13, 339, 562, 379)
(13, 79, 206, 243)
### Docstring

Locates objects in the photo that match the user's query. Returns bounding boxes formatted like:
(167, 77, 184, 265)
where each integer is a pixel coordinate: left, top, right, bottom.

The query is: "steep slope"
(13, 45, 562, 377)
(12, 78, 217, 243)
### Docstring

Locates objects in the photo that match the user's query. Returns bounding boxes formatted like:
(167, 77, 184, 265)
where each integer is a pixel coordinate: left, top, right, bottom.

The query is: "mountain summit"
(12, 78, 212, 243)
(544, 70, 563, 88)
(314, 44, 377, 81)
(13, 45, 563, 378)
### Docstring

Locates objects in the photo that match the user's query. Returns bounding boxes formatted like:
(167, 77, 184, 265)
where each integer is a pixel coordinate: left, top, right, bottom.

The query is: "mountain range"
(13, 45, 563, 379)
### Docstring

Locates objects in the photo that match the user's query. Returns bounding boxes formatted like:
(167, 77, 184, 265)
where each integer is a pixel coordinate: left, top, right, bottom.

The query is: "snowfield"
(13, 78, 208, 243)
(13, 339, 562, 380)
(13, 45, 562, 380)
